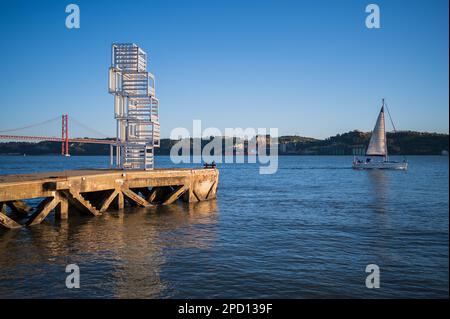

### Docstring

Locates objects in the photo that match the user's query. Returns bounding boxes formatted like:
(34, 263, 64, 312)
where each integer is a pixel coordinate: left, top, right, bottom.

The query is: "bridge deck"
(0, 168, 219, 229)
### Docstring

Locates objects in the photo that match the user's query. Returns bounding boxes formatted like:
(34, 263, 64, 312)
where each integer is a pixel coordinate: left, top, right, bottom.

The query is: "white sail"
(366, 106, 386, 156)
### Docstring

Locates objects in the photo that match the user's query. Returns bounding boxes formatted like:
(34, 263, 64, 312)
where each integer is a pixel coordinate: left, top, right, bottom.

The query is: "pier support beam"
(55, 194, 69, 220)
(27, 196, 60, 226)
(116, 191, 124, 210)
(63, 190, 101, 216)
(98, 189, 119, 212)
(0, 203, 22, 229)
(122, 187, 151, 207)
(7, 200, 32, 215)
(162, 185, 188, 205)
(146, 186, 172, 204)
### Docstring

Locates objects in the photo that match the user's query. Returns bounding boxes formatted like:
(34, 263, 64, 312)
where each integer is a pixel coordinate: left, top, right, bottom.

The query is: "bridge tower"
(108, 43, 160, 170)
(61, 114, 69, 156)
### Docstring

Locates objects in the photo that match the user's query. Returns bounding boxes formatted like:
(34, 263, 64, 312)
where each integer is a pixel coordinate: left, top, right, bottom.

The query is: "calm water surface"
(0, 155, 448, 298)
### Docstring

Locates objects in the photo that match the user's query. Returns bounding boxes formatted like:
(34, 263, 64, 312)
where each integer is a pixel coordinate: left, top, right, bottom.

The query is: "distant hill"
(278, 130, 449, 155)
(0, 131, 448, 156)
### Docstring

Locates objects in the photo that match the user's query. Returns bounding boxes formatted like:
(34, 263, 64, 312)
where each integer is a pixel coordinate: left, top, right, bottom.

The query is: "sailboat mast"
(382, 98, 388, 161)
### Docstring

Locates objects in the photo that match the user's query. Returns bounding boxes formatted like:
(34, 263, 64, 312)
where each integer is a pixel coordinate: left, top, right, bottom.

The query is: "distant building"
(256, 134, 271, 154)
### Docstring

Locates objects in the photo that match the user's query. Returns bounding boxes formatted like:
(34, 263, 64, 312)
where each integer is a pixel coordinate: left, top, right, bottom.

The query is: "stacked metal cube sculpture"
(108, 43, 160, 169)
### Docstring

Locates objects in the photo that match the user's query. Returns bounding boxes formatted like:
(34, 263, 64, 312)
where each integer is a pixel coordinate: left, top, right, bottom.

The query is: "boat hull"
(352, 160, 408, 170)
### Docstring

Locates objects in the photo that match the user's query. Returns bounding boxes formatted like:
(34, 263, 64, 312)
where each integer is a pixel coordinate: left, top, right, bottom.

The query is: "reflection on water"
(0, 200, 218, 298)
(364, 170, 395, 273)
(367, 169, 390, 214)
(0, 155, 448, 298)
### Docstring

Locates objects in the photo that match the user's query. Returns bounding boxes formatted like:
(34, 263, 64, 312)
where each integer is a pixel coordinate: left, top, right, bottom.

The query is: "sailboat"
(352, 99, 408, 170)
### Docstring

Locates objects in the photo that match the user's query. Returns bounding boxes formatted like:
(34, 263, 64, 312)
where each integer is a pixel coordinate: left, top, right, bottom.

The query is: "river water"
(0, 155, 448, 298)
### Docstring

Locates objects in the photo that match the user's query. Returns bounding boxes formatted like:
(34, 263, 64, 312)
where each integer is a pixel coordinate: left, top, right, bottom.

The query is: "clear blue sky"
(0, 0, 448, 139)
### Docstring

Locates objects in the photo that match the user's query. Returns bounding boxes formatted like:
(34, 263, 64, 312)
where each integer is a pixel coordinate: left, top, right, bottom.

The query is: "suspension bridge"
(0, 114, 115, 156)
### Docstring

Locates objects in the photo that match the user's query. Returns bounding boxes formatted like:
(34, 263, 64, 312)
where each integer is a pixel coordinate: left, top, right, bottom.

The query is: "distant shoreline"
(0, 154, 447, 157)
(1, 131, 448, 156)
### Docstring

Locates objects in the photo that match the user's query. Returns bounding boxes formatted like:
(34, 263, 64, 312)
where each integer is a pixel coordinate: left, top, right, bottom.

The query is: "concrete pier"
(0, 168, 219, 229)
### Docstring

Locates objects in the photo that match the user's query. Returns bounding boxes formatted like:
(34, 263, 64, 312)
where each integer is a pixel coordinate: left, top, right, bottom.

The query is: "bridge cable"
(0, 116, 60, 133)
(70, 117, 111, 138)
